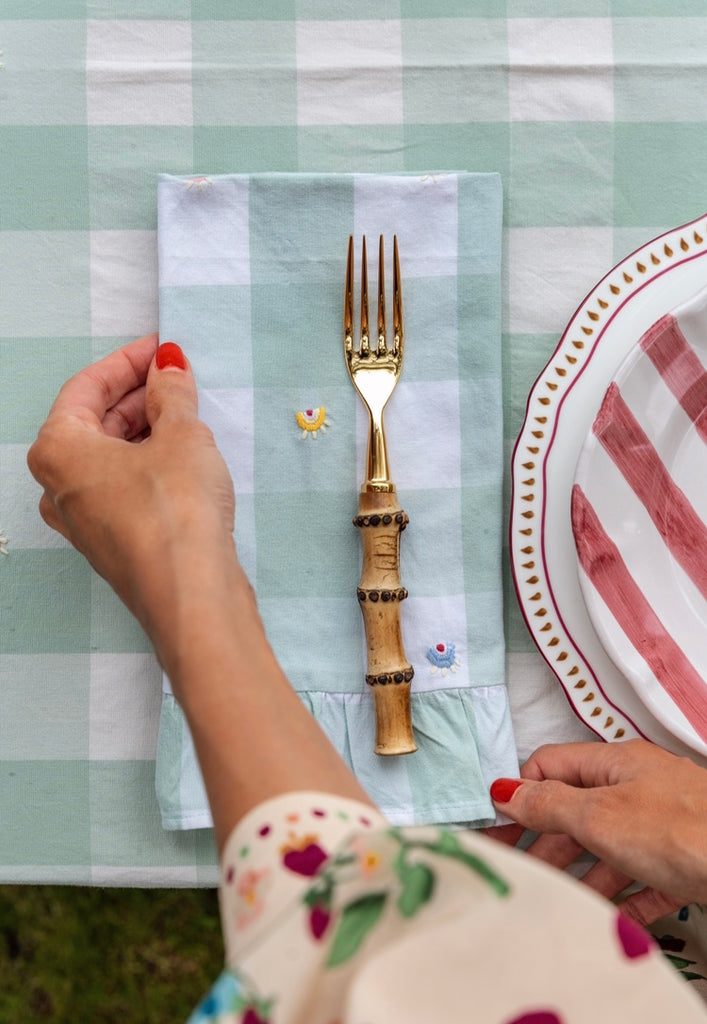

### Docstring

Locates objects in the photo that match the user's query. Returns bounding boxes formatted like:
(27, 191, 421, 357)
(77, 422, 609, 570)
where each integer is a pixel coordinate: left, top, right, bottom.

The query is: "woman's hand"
(488, 739, 707, 924)
(27, 335, 238, 669)
(28, 336, 371, 846)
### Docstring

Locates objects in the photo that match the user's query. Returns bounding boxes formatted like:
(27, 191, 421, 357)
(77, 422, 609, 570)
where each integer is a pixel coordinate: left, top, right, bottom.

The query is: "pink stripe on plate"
(640, 313, 707, 444)
(593, 382, 707, 602)
(571, 484, 707, 741)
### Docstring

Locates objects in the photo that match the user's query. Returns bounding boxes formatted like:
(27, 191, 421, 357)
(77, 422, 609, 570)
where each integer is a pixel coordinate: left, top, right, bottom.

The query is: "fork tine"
(392, 234, 403, 357)
(377, 235, 387, 354)
(360, 236, 370, 355)
(344, 235, 354, 354)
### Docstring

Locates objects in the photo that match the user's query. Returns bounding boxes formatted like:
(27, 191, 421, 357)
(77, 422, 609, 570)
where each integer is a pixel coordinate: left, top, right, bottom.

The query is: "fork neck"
(363, 415, 396, 493)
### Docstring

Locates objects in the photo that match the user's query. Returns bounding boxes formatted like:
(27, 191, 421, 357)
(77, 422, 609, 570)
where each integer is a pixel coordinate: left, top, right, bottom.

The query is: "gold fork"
(344, 235, 416, 756)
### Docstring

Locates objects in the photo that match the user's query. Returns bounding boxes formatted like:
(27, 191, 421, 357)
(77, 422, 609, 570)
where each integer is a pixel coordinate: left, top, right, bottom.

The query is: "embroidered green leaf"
(303, 878, 333, 909)
(665, 953, 698, 970)
(383, 823, 510, 897)
(326, 892, 387, 968)
(386, 827, 510, 898)
(397, 862, 435, 918)
(664, 952, 706, 981)
(233, 993, 275, 1022)
(431, 830, 510, 897)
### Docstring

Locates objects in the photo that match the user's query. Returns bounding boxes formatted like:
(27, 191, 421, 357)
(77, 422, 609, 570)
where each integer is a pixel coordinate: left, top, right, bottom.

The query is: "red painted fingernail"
(490, 778, 523, 803)
(156, 342, 187, 370)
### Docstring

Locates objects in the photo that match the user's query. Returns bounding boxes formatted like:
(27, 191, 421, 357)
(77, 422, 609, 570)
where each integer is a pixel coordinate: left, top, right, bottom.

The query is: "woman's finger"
(145, 341, 199, 428)
(50, 334, 158, 424)
(618, 888, 684, 928)
(520, 740, 642, 788)
(102, 385, 149, 440)
(482, 821, 526, 848)
(490, 776, 620, 860)
(579, 859, 634, 900)
(523, 831, 585, 869)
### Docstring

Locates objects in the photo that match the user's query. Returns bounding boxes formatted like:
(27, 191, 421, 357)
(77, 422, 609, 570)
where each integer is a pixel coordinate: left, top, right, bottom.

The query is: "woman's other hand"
(488, 739, 707, 925)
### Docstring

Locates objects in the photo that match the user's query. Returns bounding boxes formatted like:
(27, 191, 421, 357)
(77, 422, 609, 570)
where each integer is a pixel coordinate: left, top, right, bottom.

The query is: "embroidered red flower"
(308, 901, 332, 940)
(506, 1012, 564, 1024)
(280, 832, 328, 876)
(241, 1007, 269, 1024)
(616, 913, 654, 959)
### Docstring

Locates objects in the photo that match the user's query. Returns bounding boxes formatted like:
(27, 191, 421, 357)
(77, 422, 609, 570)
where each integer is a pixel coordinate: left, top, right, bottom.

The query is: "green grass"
(0, 885, 223, 1022)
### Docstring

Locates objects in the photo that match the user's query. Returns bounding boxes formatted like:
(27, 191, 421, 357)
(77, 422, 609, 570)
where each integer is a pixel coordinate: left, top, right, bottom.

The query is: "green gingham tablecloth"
(3, 1, 707, 885)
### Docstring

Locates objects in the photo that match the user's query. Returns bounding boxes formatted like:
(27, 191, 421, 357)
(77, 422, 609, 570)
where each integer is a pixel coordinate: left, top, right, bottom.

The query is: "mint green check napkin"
(155, 172, 517, 830)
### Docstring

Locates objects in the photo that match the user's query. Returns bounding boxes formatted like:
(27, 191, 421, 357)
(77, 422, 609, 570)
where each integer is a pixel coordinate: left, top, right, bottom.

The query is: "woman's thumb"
(490, 775, 588, 836)
(146, 342, 198, 425)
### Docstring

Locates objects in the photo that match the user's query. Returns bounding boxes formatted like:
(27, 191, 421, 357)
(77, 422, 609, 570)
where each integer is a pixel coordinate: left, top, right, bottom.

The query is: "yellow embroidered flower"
(295, 406, 331, 438)
(360, 850, 382, 875)
(350, 835, 383, 877)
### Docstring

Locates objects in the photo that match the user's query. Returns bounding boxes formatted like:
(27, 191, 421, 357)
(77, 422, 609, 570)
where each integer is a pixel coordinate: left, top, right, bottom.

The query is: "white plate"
(573, 286, 707, 757)
(510, 213, 707, 764)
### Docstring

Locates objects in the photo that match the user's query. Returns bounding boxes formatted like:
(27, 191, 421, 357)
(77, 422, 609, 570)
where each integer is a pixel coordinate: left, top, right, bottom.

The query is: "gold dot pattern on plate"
(512, 221, 707, 741)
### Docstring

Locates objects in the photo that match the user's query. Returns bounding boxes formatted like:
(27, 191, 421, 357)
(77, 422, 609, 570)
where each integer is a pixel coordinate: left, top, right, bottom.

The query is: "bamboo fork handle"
(354, 490, 417, 756)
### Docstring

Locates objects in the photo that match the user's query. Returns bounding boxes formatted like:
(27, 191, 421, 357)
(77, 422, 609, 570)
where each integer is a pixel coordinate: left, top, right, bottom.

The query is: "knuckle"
(577, 789, 618, 847)
(109, 405, 141, 441)
(529, 742, 559, 760)
(26, 435, 46, 481)
(521, 780, 565, 827)
(37, 491, 51, 520)
(27, 420, 63, 483)
(522, 780, 608, 843)
(622, 891, 677, 929)
(606, 738, 664, 781)
(615, 738, 644, 761)
(38, 491, 60, 532)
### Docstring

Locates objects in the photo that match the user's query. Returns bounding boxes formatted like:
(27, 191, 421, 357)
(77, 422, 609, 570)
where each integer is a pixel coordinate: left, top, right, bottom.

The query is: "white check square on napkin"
(155, 172, 517, 830)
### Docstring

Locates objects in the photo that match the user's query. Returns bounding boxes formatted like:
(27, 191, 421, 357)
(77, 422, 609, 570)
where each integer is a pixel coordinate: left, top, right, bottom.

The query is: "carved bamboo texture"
(354, 490, 416, 755)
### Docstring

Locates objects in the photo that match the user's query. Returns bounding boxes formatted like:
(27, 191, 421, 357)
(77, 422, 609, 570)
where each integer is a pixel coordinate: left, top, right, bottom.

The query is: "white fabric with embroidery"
(186, 791, 707, 1023)
(155, 172, 517, 831)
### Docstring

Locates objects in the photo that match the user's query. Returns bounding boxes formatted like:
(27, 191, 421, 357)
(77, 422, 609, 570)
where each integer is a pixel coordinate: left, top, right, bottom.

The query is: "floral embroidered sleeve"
(188, 793, 707, 1024)
(219, 793, 387, 965)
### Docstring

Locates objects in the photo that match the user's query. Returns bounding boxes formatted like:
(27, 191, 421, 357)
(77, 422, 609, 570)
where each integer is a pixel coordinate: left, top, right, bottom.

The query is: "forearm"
(149, 551, 373, 853)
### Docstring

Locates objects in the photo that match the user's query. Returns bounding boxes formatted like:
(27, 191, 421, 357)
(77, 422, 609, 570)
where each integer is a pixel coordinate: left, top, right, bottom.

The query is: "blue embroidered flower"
(426, 642, 461, 676)
(187, 970, 241, 1021)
